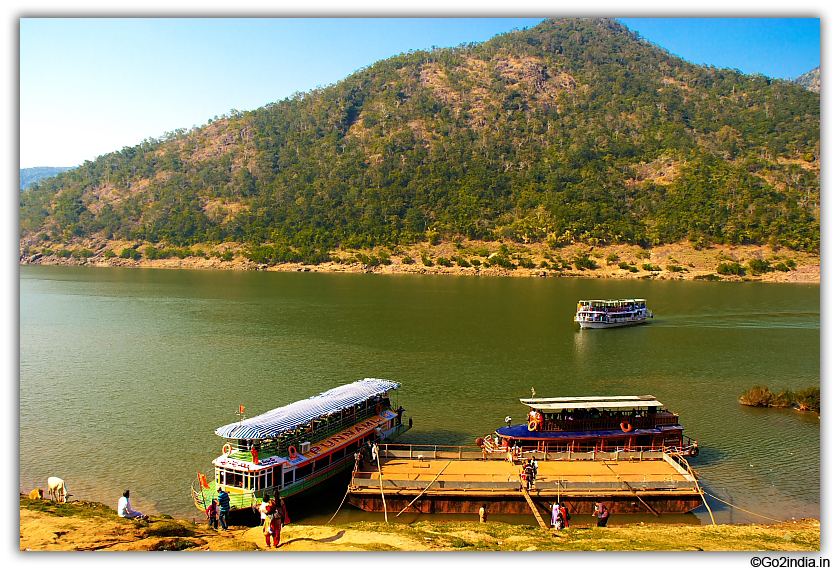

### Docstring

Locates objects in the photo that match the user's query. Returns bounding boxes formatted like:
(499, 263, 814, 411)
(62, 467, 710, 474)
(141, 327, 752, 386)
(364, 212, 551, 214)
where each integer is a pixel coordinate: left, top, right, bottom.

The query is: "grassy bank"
(20, 497, 819, 552)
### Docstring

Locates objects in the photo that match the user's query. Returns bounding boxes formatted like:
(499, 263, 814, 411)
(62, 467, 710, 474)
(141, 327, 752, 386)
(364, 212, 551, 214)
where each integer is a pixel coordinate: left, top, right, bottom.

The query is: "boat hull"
(347, 491, 702, 516)
(577, 318, 648, 329)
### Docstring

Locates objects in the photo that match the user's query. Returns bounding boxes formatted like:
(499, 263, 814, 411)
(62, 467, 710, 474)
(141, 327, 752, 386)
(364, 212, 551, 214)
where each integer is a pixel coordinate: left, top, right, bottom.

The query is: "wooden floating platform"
(347, 445, 703, 519)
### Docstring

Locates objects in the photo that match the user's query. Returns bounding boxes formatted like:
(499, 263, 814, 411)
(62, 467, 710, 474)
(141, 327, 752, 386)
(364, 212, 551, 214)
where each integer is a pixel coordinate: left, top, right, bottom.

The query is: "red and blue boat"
(481, 395, 698, 458)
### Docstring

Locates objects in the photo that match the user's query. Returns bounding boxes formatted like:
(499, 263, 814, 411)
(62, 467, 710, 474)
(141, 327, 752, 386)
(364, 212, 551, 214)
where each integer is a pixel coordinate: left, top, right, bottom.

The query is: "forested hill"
(20, 18, 820, 256)
(20, 166, 74, 192)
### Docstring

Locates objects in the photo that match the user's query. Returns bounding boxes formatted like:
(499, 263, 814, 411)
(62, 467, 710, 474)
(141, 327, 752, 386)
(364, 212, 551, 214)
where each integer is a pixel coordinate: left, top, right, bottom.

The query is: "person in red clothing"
(205, 499, 219, 529)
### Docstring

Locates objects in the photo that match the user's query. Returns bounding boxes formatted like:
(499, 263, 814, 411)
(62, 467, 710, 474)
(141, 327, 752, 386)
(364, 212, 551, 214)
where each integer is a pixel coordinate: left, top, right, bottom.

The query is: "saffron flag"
(238, 405, 245, 414)
(197, 472, 209, 489)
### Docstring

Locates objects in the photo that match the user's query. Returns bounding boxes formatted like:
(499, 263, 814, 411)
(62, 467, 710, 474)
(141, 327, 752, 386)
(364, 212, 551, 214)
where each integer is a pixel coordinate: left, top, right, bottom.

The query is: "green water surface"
(19, 266, 819, 524)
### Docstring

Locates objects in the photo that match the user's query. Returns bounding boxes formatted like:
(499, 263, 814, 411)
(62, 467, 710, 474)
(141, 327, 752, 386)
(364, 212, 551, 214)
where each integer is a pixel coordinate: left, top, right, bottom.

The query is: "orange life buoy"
(620, 422, 633, 433)
(222, 443, 232, 455)
(528, 420, 538, 432)
(288, 445, 298, 458)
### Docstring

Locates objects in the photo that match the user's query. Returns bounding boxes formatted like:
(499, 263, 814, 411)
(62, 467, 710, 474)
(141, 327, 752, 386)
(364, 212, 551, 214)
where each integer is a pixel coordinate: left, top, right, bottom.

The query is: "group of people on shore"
(203, 487, 288, 548)
(257, 491, 289, 548)
(477, 500, 608, 529)
(204, 487, 231, 530)
(550, 502, 570, 530)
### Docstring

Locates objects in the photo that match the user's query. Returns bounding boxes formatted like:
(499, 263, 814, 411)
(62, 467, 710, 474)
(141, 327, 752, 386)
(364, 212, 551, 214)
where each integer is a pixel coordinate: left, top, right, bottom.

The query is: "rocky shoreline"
(20, 239, 820, 284)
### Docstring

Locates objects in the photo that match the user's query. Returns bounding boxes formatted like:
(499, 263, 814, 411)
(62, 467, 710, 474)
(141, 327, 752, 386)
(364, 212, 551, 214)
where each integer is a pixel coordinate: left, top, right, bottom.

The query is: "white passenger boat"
(574, 299, 652, 328)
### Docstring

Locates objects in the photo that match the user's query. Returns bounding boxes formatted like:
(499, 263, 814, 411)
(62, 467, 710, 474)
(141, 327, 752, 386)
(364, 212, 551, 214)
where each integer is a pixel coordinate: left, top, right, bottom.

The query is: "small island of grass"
(738, 386, 819, 413)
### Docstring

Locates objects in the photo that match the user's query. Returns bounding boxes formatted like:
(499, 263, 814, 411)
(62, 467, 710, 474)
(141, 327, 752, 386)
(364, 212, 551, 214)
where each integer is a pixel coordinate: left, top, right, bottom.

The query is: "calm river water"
(19, 266, 819, 525)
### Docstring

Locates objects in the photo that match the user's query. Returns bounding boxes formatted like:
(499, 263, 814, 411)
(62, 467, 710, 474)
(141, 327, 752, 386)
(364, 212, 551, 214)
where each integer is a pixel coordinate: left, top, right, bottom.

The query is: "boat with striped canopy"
(191, 378, 410, 514)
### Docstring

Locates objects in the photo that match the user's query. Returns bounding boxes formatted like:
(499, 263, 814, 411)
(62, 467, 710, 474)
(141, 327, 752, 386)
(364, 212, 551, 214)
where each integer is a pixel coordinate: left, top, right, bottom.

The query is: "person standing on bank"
(559, 503, 570, 529)
(206, 499, 219, 529)
(479, 504, 487, 523)
(260, 496, 275, 547)
(217, 487, 230, 530)
(594, 502, 610, 527)
(551, 502, 560, 530)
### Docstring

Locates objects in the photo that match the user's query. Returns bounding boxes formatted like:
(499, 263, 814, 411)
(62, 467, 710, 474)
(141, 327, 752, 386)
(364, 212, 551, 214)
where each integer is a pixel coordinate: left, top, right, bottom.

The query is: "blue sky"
(18, 17, 821, 169)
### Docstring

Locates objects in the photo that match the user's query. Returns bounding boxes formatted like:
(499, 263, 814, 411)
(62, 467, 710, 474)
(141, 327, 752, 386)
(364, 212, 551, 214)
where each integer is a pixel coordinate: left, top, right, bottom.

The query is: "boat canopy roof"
(215, 378, 399, 440)
(521, 395, 663, 411)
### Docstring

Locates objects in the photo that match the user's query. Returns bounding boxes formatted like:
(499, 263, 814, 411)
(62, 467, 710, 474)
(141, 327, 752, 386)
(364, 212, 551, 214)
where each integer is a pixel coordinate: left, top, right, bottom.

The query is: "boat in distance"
(575, 299, 652, 328)
(480, 395, 698, 458)
(191, 378, 409, 514)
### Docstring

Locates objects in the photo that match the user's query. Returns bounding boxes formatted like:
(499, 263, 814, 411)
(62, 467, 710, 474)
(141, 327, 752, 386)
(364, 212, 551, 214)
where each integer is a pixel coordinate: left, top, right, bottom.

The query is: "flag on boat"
(238, 405, 245, 414)
(197, 472, 209, 489)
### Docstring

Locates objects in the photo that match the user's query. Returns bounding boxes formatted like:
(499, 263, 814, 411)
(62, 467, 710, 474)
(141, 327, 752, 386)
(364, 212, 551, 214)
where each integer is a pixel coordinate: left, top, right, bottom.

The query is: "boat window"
(314, 456, 330, 472)
(217, 469, 245, 489)
(299, 462, 314, 477)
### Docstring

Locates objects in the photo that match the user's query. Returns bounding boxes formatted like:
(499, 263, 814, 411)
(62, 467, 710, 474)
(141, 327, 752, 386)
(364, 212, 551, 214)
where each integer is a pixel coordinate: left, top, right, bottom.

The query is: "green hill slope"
(20, 166, 74, 192)
(20, 18, 820, 259)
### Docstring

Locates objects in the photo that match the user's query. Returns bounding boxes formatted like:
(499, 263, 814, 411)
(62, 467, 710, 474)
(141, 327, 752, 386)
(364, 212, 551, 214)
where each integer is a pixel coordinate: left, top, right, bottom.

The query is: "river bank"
(20, 496, 819, 551)
(20, 239, 819, 283)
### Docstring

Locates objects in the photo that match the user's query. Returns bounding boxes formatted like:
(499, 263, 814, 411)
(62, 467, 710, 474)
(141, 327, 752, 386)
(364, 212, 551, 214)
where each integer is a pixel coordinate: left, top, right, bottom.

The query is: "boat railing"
(478, 436, 696, 458)
(229, 404, 389, 457)
(543, 416, 656, 431)
(536, 413, 679, 431)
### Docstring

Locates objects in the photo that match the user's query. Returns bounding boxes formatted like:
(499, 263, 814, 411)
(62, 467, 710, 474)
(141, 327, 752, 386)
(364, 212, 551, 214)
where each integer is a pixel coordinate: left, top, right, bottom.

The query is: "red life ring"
(528, 420, 538, 432)
(620, 422, 633, 433)
(288, 445, 298, 458)
(222, 443, 232, 455)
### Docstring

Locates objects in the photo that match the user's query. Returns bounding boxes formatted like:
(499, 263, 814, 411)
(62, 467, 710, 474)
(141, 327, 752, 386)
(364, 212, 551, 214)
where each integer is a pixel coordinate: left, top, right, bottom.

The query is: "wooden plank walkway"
(522, 489, 548, 528)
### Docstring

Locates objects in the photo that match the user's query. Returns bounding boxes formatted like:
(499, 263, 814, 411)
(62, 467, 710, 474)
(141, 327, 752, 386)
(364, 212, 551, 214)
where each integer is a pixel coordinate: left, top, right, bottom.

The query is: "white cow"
(47, 477, 70, 503)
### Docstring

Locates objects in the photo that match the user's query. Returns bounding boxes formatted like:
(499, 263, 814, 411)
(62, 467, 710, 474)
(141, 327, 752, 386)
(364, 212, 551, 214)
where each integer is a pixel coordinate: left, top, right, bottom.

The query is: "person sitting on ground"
(118, 489, 149, 521)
